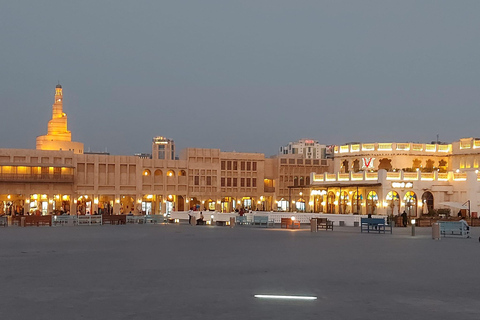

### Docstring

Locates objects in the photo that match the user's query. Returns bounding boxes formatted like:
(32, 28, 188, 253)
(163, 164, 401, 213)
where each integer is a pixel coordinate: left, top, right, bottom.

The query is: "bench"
(145, 215, 164, 224)
(102, 215, 126, 225)
(126, 216, 145, 224)
(252, 216, 273, 228)
(312, 218, 333, 231)
(281, 217, 300, 229)
(439, 221, 470, 238)
(360, 218, 392, 234)
(52, 215, 78, 226)
(78, 215, 102, 225)
(0, 216, 7, 227)
(235, 216, 249, 225)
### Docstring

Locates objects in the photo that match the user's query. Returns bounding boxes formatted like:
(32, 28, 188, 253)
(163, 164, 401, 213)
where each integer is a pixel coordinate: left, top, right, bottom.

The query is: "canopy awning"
(438, 202, 468, 209)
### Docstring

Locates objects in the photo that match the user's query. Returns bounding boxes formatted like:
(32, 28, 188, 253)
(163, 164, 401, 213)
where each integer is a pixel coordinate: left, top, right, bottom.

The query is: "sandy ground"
(1, 223, 479, 320)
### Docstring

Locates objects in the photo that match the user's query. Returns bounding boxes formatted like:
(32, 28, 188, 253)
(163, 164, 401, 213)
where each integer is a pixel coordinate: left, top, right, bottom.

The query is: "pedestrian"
(401, 210, 408, 227)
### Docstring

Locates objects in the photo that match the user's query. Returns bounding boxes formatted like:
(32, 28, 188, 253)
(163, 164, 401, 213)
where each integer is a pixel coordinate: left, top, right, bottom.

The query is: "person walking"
(401, 210, 408, 227)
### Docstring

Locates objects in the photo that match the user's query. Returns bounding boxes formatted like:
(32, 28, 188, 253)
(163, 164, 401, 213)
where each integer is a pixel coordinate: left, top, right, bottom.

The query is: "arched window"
(327, 191, 336, 214)
(178, 170, 186, 176)
(421, 191, 434, 215)
(339, 191, 349, 214)
(367, 191, 378, 215)
(386, 191, 400, 216)
(154, 169, 163, 184)
(142, 169, 151, 176)
(293, 176, 298, 186)
(167, 170, 175, 177)
(404, 191, 417, 218)
(352, 192, 363, 214)
(299, 176, 304, 186)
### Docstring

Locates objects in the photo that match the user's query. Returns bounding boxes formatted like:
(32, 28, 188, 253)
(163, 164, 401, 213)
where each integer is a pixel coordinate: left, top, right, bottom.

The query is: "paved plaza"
(1, 223, 479, 320)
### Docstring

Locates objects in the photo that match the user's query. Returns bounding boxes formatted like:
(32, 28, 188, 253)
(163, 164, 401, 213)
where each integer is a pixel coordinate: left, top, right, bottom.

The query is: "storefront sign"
(391, 182, 413, 189)
(311, 190, 327, 196)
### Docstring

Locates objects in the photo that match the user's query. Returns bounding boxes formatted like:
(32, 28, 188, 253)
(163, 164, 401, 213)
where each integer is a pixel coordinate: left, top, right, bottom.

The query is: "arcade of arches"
(308, 188, 434, 217)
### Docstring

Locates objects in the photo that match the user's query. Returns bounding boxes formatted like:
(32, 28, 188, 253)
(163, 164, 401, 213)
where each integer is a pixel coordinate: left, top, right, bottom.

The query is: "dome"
(56, 84, 62, 89)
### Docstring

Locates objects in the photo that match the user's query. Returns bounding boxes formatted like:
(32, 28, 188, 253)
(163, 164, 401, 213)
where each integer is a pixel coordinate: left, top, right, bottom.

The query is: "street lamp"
(411, 219, 416, 236)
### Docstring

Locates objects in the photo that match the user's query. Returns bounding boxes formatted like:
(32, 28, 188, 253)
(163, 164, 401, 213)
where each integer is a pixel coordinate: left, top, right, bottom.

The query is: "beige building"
(0, 86, 332, 216)
(305, 140, 480, 219)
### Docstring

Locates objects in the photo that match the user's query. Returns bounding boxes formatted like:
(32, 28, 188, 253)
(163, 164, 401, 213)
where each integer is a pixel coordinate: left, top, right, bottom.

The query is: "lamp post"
(411, 219, 416, 236)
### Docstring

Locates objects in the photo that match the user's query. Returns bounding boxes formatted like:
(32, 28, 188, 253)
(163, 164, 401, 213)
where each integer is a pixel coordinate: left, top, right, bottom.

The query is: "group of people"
(188, 210, 204, 225)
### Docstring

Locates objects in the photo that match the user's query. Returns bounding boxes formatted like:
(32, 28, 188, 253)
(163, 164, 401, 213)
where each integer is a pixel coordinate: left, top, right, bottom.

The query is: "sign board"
(391, 182, 413, 189)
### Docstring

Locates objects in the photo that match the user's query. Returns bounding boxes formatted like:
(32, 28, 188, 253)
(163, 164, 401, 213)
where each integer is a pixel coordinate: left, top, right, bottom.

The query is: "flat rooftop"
(1, 224, 479, 319)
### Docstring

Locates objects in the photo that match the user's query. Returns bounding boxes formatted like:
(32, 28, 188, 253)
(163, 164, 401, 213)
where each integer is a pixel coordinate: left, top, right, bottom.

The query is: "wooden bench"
(312, 217, 333, 231)
(439, 221, 470, 238)
(281, 217, 300, 229)
(360, 218, 392, 234)
(102, 215, 126, 225)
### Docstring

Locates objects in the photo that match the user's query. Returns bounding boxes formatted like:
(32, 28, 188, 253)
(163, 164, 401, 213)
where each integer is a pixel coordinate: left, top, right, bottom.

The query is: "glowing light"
(411, 219, 416, 225)
(254, 295, 317, 300)
(291, 216, 295, 221)
(7, 195, 10, 199)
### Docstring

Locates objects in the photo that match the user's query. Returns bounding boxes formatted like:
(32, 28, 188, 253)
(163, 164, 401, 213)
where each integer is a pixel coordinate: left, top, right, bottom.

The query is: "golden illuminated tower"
(36, 84, 84, 154)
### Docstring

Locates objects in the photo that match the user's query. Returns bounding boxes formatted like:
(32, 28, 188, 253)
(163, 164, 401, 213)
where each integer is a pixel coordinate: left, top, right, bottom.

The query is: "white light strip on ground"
(254, 295, 317, 300)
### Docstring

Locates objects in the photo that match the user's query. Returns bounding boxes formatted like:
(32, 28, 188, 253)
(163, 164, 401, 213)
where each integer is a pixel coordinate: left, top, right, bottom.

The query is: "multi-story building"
(279, 139, 325, 159)
(304, 140, 480, 219)
(0, 85, 332, 216)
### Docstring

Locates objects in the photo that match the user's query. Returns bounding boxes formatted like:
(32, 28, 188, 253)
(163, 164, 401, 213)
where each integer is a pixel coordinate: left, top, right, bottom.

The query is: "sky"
(1, 1, 479, 156)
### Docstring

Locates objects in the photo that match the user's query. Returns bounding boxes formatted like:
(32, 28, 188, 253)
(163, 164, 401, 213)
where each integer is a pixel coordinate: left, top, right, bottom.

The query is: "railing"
(264, 187, 275, 193)
(0, 173, 74, 183)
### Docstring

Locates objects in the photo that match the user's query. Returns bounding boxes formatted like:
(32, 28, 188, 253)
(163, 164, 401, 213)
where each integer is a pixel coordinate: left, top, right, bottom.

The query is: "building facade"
(0, 86, 332, 216)
(279, 139, 325, 159)
(304, 140, 480, 219)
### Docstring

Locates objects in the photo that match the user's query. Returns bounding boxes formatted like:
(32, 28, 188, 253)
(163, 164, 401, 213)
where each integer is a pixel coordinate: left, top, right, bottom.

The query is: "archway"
(327, 191, 335, 213)
(366, 191, 378, 215)
(277, 198, 289, 212)
(352, 192, 363, 214)
(295, 198, 306, 212)
(339, 191, 349, 214)
(386, 191, 400, 216)
(404, 191, 417, 218)
(421, 191, 434, 215)
(177, 195, 185, 211)
(154, 169, 163, 184)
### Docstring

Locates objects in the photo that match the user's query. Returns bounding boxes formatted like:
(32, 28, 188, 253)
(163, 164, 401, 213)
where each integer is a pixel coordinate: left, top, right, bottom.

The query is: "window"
(241, 178, 245, 187)
(246, 178, 251, 187)
(252, 178, 256, 187)
(280, 159, 287, 164)
(227, 178, 231, 187)
(227, 161, 232, 170)
(313, 160, 319, 165)
(206, 176, 211, 185)
(194, 176, 199, 185)
(247, 162, 251, 170)
(157, 145, 165, 159)
(221, 178, 225, 187)
(233, 178, 237, 187)
(252, 162, 257, 171)
(233, 161, 237, 170)
(241, 162, 245, 170)
(221, 161, 225, 170)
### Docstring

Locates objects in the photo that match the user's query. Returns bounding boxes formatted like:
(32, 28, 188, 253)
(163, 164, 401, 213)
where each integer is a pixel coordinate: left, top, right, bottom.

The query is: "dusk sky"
(1, 1, 479, 156)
